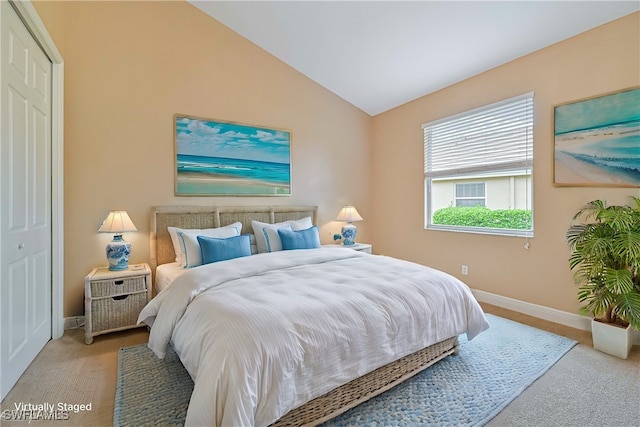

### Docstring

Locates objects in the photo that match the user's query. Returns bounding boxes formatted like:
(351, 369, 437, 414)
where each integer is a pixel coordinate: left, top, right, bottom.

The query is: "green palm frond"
(614, 292, 640, 330)
(572, 199, 606, 222)
(612, 230, 640, 267)
(604, 268, 634, 294)
(568, 252, 584, 272)
(577, 284, 615, 319)
(579, 234, 615, 260)
(566, 224, 589, 248)
(599, 205, 635, 230)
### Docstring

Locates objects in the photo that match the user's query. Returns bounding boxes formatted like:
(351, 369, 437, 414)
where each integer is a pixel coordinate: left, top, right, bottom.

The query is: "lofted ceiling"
(189, 1, 640, 116)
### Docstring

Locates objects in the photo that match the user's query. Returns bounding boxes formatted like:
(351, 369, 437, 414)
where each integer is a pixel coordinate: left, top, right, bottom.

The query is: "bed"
(139, 205, 489, 427)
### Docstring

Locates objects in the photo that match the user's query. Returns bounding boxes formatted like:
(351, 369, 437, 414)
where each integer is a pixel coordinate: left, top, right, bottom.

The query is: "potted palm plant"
(566, 197, 640, 359)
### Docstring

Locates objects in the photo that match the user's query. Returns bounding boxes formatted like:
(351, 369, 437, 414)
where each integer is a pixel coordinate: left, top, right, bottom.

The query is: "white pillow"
(251, 217, 313, 253)
(263, 224, 292, 252)
(167, 226, 187, 264)
(173, 222, 242, 268)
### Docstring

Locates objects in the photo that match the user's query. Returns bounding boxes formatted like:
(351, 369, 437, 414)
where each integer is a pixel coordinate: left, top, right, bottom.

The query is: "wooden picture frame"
(175, 115, 292, 196)
(553, 86, 640, 187)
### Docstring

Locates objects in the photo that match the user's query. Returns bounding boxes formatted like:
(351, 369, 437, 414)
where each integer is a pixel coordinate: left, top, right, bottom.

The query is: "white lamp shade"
(336, 206, 363, 223)
(98, 211, 137, 234)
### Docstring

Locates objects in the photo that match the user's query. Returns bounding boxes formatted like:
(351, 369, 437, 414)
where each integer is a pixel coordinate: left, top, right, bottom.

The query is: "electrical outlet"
(461, 265, 469, 276)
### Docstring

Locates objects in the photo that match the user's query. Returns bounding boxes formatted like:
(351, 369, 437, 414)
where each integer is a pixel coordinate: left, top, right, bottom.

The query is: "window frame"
(423, 93, 534, 237)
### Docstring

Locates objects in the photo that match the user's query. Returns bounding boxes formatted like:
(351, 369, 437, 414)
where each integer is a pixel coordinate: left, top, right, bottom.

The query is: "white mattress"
(155, 262, 187, 293)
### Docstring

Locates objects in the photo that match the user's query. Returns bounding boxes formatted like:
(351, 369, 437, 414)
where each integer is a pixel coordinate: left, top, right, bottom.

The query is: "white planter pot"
(591, 319, 633, 359)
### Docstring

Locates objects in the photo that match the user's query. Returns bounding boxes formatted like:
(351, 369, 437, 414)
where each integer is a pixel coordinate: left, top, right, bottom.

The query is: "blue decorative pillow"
(197, 234, 251, 264)
(278, 226, 321, 250)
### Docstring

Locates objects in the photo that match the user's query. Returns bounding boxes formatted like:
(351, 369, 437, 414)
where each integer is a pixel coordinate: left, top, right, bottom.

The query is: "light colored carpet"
(113, 314, 577, 426)
(0, 328, 148, 426)
(487, 344, 640, 427)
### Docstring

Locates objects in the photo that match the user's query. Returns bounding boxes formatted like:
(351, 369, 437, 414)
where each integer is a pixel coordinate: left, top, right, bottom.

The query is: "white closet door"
(1, 0, 53, 400)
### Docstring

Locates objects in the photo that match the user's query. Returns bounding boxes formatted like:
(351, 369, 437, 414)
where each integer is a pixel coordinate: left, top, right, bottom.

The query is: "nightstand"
(84, 263, 152, 344)
(323, 243, 372, 254)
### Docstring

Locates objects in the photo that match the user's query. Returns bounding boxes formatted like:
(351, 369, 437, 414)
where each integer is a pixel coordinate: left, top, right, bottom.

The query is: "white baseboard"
(471, 289, 640, 345)
(64, 316, 85, 330)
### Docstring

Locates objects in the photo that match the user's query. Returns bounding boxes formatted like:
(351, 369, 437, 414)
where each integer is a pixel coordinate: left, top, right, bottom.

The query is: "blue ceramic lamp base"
(106, 234, 132, 271)
(341, 223, 358, 246)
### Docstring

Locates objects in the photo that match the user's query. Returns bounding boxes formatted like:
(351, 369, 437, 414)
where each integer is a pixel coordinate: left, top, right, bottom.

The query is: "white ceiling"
(189, 1, 639, 116)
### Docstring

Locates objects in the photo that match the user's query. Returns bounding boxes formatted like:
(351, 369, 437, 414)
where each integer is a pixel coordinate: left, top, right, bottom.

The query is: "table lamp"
(336, 206, 363, 246)
(98, 210, 137, 270)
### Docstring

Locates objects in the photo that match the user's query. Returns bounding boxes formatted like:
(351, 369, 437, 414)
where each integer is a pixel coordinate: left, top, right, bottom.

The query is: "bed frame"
(150, 205, 459, 426)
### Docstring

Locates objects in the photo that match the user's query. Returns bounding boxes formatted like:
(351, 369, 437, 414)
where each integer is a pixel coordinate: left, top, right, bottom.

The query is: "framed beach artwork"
(553, 86, 640, 187)
(175, 115, 291, 196)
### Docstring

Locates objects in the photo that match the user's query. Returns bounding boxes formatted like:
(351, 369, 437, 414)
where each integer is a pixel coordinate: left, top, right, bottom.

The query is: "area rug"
(114, 314, 577, 426)
(114, 342, 193, 426)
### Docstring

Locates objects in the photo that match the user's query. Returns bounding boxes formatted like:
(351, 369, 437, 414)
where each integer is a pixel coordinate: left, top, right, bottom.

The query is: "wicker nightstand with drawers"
(84, 263, 152, 344)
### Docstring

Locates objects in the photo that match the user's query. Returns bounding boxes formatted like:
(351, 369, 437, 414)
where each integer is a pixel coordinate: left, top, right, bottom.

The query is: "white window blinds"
(423, 93, 533, 179)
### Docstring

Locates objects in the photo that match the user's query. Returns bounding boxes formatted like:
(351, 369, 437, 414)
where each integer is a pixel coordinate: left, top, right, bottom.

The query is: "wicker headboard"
(150, 205, 318, 271)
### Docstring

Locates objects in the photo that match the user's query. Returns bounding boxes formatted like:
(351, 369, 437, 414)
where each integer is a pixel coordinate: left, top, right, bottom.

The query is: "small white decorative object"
(98, 211, 137, 271)
(336, 205, 363, 246)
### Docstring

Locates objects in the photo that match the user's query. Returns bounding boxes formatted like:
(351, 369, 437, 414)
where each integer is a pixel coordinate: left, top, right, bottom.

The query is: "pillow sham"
(198, 234, 251, 264)
(177, 222, 242, 268)
(263, 224, 292, 253)
(278, 226, 321, 250)
(168, 222, 242, 265)
(167, 226, 187, 264)
(251, 217, 313, 253)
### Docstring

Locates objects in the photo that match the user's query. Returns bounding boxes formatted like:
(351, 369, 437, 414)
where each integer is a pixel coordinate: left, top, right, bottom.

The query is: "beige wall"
(34, 1, 373, 317)
(372, 12, 640, 314)
(33, 2, 639, 319)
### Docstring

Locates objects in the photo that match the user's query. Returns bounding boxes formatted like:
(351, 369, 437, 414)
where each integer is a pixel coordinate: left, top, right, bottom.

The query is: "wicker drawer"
(90, 275, 147, 297)
(84, 264, 152, 344)
(90, 292, 147, 331)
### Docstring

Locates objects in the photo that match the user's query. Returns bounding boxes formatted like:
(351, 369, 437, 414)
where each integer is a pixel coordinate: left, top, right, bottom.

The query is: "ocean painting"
(175, 115, 291, 195)
(554, 87, 640, 187)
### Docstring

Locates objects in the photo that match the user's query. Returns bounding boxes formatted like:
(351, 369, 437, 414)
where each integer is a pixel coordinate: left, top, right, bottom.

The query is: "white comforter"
(138, 248, 489, 427)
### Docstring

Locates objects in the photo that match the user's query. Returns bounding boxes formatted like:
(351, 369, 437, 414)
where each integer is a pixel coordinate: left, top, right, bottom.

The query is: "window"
(455, 182, 486, 207)
(423, 93, 534, 236)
